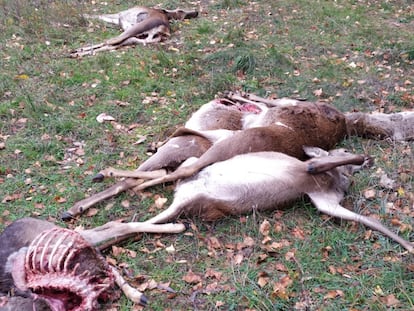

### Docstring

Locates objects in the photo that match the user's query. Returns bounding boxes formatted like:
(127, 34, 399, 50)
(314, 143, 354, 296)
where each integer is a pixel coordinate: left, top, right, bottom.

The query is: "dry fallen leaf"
(154, 197, 168, 209)
(324, 289, 344, 300)
(165, 244, 176, 254)
(205, 268, 223, 280)
(257, 272, 270, 288)
(363, 189, 376, 199)
(85, 208, 99, 217)
(379, 294, 400, 307)
(259, 219, 271, 236)
(233, 253, 244, 265)
(182, 270, 202, 284)
(96, 113, 116, 123)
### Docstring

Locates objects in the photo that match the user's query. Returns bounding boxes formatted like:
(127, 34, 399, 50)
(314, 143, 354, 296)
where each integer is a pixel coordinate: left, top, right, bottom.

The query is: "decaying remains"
(70, 7, 198, 57)
(0, 218, 186, 310)
(56, 95, 414, 254)
(64, 93, 348, 219)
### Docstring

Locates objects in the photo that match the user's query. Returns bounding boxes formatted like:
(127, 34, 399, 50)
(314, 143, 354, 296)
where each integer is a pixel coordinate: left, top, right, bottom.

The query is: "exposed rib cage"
(24, 228, 114, 311)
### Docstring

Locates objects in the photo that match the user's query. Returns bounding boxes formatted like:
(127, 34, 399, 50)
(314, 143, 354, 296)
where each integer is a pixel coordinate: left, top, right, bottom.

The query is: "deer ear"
(303, 146, 329, 158)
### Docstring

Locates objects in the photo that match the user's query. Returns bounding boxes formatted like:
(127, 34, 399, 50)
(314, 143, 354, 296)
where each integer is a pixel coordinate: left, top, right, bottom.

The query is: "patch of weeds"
(196, 21, 214, 35)
(213, 0, 247, 10)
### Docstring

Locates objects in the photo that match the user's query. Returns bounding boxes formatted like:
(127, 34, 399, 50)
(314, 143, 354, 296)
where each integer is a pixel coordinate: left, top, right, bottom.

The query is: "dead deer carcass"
(67, 147, 413, 253)
(63, 97, 348, 219)
(70, 7, 198, 57)
(146, 148, 413, 252)
(0, 218, 186, 310)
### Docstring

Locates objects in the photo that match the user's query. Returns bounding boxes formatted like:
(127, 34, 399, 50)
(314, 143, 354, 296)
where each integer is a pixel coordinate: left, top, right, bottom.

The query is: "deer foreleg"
(110, 266, 147, 306)
(132, 165, 197, 193)
(225, 91, 264, 106)
(79, 222, 187, 246)
(92, 168, 167, 182)
(309, 193, 413, 253)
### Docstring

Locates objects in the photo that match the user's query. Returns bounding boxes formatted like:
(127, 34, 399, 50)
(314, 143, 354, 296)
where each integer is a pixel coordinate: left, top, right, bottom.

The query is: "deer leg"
(110, 266, 147, 306)
(79, 222, 187, 246)
(92, 168, 167, 182)
(306, 154, 366, 174)
(62, 178, 144, 220)
(132, 165, 198, 192)
(225, 91, 264, 106)
(309, 193, 413, 253)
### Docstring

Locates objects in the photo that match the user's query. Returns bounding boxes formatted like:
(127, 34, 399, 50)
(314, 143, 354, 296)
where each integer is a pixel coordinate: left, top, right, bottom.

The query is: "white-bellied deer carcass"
(64, 147, 414, 252)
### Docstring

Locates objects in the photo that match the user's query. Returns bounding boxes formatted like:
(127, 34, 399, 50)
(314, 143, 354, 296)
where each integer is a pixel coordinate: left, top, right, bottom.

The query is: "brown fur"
(64, 99, 348, 218)
(71, 7, 198, 57)
(134, 102, 348, 191)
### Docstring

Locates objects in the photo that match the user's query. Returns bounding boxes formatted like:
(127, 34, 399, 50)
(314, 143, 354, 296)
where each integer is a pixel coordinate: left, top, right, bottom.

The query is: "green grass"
(1, 0, 414, 310)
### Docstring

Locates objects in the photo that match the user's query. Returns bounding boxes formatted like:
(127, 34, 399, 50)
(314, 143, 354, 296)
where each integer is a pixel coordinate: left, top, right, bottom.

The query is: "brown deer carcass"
(63, 97, 348, 219)
(0, 218, 186, 310)
(70, 7, 198, 57)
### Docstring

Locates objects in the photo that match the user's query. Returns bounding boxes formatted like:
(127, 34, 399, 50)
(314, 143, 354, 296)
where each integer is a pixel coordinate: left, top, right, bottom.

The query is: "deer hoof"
(61, 211, 74, 221)
(92, 173, 105, 182)
(140, 294, 148, 306)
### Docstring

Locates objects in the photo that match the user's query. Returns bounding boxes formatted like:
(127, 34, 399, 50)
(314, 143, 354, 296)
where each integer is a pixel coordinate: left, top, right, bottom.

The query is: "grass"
(1, 0, 413, 310)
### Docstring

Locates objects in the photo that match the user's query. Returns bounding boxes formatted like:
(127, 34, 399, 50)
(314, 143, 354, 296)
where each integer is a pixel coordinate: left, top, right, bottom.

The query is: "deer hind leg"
(306, 154, 366, 174)
(309, 193, 413, 253)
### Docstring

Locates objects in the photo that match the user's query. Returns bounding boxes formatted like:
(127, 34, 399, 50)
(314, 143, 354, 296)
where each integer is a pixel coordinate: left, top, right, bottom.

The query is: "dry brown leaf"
(272, 275, 293, 299)
(238, 236, 255, 249)
(275, 263, 288, 272)
(86, 208, 99, 217)
(259, 219, 271, 236)
(261, 235, 272, 244)
(106, 256, 117, 266)
(257, 253, 268, 264)
(379, 174, 396, 189)
(363, 189, 376, 199)
(313, 88, 323, 97)
(285, 250, 296, 261)
(233, 253, 244, 265)
(257, 275, 270, 288)
(121, 200, 130, 208)
(154, 197, 168, 209)
(182, 270, 202, 284)
(324, 289, 344, 300)
(2, 193, 22, 203)
(53, 196, 67, 203)
(291, 227, 306, 239)
(112, 245, 124, 257)
(205, 268, 222, 280)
